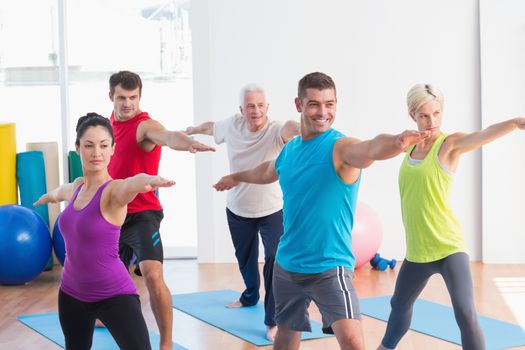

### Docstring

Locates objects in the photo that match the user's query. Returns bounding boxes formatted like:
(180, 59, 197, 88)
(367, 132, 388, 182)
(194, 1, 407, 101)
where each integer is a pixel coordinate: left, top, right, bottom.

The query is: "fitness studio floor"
(0, 260, 524, 350)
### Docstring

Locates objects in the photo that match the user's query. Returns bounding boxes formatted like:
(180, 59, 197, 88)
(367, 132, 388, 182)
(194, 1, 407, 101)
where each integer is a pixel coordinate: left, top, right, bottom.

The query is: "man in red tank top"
(107, 71, 215, 350)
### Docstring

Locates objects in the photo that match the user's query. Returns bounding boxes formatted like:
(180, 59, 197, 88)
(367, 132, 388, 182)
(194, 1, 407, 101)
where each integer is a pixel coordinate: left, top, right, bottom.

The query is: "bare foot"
(94, 319, 105, 328)
(266, 325, 277, 342)
(226, 300, 243, 308)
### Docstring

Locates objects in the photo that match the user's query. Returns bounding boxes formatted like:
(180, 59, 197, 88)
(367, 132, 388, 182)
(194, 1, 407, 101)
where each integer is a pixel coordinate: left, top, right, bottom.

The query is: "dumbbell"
(370, 253, 397, 271)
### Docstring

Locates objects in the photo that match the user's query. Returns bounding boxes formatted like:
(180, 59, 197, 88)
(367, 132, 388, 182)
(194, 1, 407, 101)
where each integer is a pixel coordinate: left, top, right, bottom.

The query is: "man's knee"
(332, 319, 365, 350)
(140, 261, 164, 285)
(274, 324, 301, 350)
(338, 334, 364, 350)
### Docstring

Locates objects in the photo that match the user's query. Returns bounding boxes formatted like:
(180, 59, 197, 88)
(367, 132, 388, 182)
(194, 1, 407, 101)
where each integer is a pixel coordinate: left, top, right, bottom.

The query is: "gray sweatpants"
(381, 252, 485, 350)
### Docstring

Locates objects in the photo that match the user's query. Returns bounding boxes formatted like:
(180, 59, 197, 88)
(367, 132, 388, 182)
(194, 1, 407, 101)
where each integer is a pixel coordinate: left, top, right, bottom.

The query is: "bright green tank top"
(399, 133, 465, 262)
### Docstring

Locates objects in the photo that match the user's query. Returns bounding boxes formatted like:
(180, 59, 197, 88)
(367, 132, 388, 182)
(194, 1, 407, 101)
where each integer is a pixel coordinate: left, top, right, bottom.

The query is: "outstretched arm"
(142, 119, 216, 153)
(336, 130, 431, 169)
(446, 117, 525, 155)
(33, 177, 84, 206)
(213, 160, 278, 191)
(110, 174, 176, 207)
(280, 120, 300, 143)
(185, 121, 215, 136)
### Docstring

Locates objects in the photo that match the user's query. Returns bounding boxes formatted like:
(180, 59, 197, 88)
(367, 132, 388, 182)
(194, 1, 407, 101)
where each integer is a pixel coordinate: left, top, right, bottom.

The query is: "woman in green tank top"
(377, 84, 525, 350)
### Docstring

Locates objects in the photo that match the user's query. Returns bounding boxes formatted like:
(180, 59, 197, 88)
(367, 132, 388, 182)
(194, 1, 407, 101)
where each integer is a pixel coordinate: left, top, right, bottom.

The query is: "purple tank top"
(59, 180, 136, 302)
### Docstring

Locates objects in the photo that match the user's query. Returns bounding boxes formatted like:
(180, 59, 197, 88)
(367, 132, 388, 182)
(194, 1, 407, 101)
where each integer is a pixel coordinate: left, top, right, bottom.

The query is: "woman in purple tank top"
(35, 113, 175, 350)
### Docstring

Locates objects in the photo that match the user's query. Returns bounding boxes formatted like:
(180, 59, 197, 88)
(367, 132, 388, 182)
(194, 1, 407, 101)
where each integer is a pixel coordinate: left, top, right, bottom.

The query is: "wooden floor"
(0, 260, 524, 349)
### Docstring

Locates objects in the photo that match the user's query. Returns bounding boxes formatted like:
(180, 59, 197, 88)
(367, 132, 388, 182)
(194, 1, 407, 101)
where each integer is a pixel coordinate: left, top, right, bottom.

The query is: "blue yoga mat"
(172, 289, 333, 346)
(360, 296, 525, 350)
(18, 313, 187, 350)
(16, 150, 53, 270)
(16, 150, 49, 226)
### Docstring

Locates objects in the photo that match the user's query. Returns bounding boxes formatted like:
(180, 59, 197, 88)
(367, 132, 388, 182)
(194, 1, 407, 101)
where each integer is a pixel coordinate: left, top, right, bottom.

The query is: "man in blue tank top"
(213, 72, 430, 350)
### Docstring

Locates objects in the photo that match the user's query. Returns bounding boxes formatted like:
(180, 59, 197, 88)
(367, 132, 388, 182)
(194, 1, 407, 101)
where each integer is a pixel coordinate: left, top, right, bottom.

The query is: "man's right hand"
(185, 126, 196, 135)
(213, 175, 240, 191)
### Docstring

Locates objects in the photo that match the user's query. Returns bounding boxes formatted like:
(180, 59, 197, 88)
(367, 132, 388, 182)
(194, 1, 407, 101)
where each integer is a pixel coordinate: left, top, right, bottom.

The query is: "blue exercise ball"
(0, 205, 52, 285)
(52, 216, 66, 266)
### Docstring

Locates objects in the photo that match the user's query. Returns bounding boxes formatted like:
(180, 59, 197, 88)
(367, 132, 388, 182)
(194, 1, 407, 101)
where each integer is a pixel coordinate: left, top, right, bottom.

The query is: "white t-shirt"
(214, 114, 285, 218)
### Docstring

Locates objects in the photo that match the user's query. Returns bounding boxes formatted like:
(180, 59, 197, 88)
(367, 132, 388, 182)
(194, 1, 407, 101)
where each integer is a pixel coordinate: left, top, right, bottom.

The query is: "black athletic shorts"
(119, 210, 164, 267)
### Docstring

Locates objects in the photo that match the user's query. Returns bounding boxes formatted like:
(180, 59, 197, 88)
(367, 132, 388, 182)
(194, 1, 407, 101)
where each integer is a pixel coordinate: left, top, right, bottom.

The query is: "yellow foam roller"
(0, 123, 17, 205)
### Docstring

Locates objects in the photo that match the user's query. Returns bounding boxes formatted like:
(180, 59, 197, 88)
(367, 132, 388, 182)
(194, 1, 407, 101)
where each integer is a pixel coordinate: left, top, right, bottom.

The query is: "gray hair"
(407, 84, 444, 115)
(239, 83, 266, 106)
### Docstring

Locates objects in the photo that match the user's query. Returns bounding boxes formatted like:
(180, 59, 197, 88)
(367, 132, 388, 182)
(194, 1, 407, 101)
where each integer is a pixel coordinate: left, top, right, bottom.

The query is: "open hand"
(33, 194, 54, 206)
(144, 176, 176, 192)
(185, 126, 196, 135)
(189, 141, 216, 153)
(213, 175, 239, 191)
(396, 130, 431, 150)
(515, 117, 525, 130)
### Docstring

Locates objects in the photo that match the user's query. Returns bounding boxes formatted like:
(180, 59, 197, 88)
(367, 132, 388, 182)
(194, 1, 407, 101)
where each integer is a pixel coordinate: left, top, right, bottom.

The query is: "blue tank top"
(59, 180, 137, 302)
(275, 128, 361, 273)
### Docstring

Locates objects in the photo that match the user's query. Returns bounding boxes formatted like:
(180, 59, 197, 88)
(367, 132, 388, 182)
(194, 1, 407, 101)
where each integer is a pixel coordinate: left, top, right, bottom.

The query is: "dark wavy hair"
(298, 72, 336, 100)
(75, 113, 114, 146)
(109, 70, 143, 96)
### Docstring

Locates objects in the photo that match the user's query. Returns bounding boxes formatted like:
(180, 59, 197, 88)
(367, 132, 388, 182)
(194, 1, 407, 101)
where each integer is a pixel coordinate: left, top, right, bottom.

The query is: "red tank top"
(108, 111, 162, 213)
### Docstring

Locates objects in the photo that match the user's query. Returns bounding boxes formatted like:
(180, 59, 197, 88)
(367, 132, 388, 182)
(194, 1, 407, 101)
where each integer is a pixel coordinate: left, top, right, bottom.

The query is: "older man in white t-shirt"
(186, 84, 299, 341)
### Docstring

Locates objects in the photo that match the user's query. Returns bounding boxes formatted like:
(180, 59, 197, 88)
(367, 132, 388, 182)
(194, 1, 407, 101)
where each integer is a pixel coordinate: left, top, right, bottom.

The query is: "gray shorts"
(273, 262, 361, 334)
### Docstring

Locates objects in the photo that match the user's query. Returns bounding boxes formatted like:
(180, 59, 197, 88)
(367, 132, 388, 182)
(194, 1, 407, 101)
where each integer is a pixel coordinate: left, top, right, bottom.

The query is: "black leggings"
(58, 289, 151, 350)
(381, 252, 485, 350)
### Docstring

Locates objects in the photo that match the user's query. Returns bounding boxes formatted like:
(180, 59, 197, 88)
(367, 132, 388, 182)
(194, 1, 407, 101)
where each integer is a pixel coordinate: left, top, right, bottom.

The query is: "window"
(0, 0, 196, 256)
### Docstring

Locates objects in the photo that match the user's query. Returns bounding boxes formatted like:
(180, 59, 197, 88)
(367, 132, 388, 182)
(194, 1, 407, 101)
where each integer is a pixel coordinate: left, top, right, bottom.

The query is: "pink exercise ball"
(352, 201, 383, 268)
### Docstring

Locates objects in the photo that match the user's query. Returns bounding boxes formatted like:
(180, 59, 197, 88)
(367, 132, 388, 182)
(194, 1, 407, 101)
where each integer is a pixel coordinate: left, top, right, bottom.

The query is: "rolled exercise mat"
(68, 151, 83, 182)
(27, 142, 60, 270)
(16, 151, 50, 227)
(26, 142, 60, 229)
(0, 123, 17, 205)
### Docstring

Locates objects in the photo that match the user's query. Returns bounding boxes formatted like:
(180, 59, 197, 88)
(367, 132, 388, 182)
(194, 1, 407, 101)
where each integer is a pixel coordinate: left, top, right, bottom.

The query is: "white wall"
(191, 0, 483, 262)
(480, 0, 525, 263)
